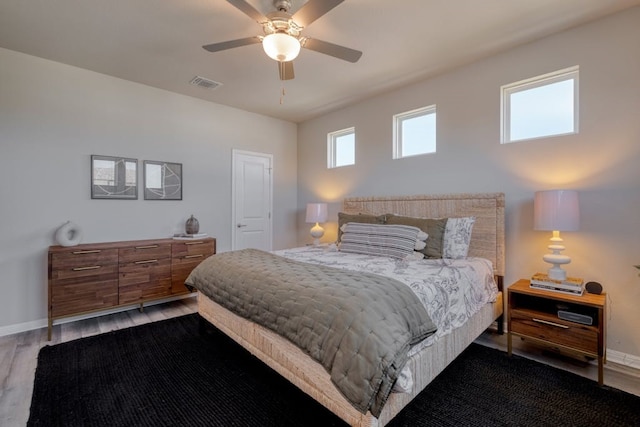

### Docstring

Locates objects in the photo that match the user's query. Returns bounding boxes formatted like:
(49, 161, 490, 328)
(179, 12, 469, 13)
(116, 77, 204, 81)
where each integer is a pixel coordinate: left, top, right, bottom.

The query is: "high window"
(393, 105, 436, 159)
(327, 127, 355, 168)
(501, 66, 579, 143)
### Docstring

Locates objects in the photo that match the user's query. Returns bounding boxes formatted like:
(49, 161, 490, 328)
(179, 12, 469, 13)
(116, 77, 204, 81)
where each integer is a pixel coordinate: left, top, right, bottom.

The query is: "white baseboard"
(496, 319, 640, 373)
(0, 293, 196, 338)
(607, 348, 640, 372)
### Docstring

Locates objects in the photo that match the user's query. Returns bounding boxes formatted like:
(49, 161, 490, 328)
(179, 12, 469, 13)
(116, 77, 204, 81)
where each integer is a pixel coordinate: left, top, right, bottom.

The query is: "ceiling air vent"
(189, 76, 222, 90)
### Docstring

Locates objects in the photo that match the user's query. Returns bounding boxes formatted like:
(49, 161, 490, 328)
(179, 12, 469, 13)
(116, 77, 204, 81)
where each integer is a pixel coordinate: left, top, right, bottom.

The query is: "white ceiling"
(1, 0, 638, 123)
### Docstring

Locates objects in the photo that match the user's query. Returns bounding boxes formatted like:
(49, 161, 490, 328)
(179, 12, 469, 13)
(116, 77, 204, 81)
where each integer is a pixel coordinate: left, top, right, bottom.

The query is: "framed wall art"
(91, 155, 138, 199)
(143, 160, 182, 200)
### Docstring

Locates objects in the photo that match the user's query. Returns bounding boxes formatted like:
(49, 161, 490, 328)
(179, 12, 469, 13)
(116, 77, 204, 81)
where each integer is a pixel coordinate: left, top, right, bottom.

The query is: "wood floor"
(1, 298, 639, 427)
(0, 297, 198, 427)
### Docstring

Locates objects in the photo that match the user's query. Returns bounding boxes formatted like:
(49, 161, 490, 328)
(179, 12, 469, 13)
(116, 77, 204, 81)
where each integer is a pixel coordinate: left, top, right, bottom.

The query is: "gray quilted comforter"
(185, 248, 437, 417)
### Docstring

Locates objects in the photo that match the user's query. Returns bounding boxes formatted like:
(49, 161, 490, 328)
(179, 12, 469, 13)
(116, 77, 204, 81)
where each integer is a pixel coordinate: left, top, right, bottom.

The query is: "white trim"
(327, 127, 355, 168)
(501, 65, 579, 144)
(393, 105, 436, 159)
(498, 317, 640, 373)
(607, 348, 640, 372)
(231, 149, 274, 251)
(0, 293, 196, 338)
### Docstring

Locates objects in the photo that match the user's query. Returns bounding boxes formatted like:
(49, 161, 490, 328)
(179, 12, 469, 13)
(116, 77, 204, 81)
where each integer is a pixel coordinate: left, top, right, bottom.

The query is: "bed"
(190, 193, 505, 427)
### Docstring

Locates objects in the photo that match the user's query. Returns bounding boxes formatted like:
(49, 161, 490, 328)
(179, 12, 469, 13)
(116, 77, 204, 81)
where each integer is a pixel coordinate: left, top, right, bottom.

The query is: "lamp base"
(542, 231, 571, 281)
(545, 264, 569, 281)
(310, 223, 325, 246)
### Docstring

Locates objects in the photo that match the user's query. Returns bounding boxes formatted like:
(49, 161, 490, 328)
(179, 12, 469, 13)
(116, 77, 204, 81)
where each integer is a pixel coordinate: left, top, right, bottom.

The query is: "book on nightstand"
(530, 272, 584, 296)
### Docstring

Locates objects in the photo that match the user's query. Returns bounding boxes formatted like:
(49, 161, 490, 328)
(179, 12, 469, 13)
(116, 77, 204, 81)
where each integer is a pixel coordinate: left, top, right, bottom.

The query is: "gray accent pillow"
(337, 212, 386, 242)
(385, 214, 447, 259)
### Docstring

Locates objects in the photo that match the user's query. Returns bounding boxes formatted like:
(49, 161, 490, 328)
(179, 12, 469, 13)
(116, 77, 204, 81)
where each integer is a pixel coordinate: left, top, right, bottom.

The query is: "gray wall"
(0, 47, 298, 333)
(297, 9, 640, 360)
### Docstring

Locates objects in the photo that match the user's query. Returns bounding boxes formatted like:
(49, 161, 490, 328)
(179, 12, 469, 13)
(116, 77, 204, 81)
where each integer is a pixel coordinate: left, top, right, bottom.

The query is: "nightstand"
(507, 279, 606, 385)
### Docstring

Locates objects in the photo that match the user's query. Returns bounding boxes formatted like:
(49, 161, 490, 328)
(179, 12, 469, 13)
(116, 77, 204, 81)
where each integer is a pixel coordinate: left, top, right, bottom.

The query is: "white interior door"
(232, 150, 273, 251)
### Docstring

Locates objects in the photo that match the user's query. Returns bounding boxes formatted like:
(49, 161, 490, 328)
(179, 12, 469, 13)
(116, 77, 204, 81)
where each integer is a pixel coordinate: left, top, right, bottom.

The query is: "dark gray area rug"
(29, 314, 640, 427)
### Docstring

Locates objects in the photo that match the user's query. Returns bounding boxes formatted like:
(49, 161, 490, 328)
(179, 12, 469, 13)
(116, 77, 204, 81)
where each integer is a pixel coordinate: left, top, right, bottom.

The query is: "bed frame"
(198, 193, 505, 426)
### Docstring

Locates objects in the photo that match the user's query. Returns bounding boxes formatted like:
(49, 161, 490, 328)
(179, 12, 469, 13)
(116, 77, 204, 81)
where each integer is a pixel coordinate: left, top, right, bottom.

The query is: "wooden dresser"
(48, 237, 215, 340)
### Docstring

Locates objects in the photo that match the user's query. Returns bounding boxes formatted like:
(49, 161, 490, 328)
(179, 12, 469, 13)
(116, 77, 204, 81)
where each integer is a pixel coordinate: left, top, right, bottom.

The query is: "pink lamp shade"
(305, 203, 328, 224)
(534, 190, 580, 231)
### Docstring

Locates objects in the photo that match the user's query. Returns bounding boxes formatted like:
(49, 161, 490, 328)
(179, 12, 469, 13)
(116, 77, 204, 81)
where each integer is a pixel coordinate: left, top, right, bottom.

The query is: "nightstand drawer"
(510, 309, 598, 354)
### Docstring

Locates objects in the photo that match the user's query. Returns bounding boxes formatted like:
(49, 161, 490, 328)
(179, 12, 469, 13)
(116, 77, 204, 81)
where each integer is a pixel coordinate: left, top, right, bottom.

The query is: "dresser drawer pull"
(184, 241, 205, 245)
(72, 250, 101, 255)
(184, 254, 204, 259)
(134, 259, 158, 264)
(532, 318, 569, 329)
(72, 265, 101, 271)
(135, 245, 158, 249)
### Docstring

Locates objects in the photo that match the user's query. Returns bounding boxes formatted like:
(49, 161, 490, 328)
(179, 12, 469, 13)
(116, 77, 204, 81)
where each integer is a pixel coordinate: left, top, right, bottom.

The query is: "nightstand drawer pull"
(72, 265, 101, 271)
(72, 250, 101, 255)
(135, 245, 158, 249)
(185, 241, 204, 245)
(134, 259, 158, 264)
(532, 318, 569, 329)
(184, 254, 204, 259)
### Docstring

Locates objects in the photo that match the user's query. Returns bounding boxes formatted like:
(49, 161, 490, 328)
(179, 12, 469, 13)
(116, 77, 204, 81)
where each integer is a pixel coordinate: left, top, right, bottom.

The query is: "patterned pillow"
(443, 217, 476, 259)
(339, 223, 425, 260)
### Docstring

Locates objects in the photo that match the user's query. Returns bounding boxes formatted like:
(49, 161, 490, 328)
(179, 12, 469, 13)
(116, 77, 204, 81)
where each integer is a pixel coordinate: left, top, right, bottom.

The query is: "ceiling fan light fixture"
(262, 33, 300, 62)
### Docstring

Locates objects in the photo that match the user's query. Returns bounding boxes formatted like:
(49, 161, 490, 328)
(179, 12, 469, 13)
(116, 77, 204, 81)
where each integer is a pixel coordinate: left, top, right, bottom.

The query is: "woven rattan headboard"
(342, 193, 505, 277)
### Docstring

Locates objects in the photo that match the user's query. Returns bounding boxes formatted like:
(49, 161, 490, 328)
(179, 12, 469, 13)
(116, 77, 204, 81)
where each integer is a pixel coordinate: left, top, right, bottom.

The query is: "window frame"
(393, 105, 437, 159)
(501, 66, 579, 144)
(327, 127, 355, 169)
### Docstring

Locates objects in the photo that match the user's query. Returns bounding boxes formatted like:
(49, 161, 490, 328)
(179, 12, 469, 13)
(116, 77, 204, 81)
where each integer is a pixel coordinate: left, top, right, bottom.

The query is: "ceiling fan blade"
(302, 38, 362, 63)
(227, 0, 268, 23)
(292, 0, 344, 27)
(278, 61, 295, 80)
(203, 37, 261, 52)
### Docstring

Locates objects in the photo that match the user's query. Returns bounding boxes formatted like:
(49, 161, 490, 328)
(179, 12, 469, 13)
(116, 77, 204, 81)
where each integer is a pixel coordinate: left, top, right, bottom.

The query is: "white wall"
(0, 47, 298, 333)
(297, 9, 640, 359)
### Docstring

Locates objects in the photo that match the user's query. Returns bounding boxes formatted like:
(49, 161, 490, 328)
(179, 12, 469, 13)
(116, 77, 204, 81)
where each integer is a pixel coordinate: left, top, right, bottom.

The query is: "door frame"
(231, 149, 273, 251)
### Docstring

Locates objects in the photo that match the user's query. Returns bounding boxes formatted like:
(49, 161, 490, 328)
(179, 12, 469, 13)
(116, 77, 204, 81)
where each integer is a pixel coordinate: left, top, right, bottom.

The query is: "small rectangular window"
(327, 127, 355, 168)
(501, 66, 579, 143)
(393, 105, 436, 159)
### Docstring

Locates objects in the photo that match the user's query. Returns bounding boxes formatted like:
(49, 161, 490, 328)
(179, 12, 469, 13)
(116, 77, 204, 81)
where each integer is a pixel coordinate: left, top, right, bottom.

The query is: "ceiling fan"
(203, 0, 362, 81)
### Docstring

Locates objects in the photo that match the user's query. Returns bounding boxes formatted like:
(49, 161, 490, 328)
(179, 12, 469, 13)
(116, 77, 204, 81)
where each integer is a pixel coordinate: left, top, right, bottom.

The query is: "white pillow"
(443, 217, 476, 259)
(339, 223, 425, 260)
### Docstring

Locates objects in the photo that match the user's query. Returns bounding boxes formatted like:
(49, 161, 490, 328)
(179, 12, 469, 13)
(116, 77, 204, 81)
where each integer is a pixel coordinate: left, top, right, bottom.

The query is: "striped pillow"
(339, 223, 425, 259)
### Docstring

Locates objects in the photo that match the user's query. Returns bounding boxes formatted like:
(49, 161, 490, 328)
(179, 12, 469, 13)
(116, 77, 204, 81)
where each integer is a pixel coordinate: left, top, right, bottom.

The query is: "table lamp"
(534, 190, 580, 281)
(305, 203, 328, 246)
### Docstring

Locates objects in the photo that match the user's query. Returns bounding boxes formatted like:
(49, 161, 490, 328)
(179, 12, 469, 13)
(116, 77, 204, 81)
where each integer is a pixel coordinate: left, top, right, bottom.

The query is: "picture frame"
(143, 160, 182, 200)
(91, 155, 138, 199)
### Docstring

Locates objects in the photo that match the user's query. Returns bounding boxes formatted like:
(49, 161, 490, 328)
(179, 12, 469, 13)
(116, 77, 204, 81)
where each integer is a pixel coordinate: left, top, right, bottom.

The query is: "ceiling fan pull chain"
(280, 85, 286, 105)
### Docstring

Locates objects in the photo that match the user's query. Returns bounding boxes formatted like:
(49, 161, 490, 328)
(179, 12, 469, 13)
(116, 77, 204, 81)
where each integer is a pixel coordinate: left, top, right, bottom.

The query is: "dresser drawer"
(50, 275, 118, 317)
(171, 240, 215, 262)
(510, 309, 598, 355)
(171, 241, 214, 294)
(119, 244, 171, 263)
(119, 258, 171, 286)
(50, 263, 119, 281)
(51, 249, 118, 272)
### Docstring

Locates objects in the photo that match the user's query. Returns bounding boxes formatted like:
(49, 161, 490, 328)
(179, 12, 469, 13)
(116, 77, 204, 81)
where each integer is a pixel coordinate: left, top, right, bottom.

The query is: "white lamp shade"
(534, 190, 580, 231)
(305, 203, 328, 223)
(262, 33, 301, 62)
